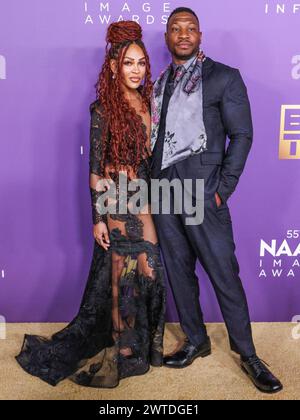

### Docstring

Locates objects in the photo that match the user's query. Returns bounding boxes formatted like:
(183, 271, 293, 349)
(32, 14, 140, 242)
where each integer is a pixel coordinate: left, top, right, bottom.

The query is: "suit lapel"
(202, 57, 215, 80)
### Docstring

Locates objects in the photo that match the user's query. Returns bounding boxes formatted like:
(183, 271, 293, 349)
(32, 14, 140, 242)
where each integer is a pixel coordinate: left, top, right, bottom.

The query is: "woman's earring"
(112, 73, 116, 79)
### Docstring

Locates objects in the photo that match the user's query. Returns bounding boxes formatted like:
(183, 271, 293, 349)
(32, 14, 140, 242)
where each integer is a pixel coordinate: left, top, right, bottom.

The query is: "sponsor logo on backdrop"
(279, 105, 300, 159)
(0, 55, 6, 80)
(83, 1, 171, 25)
(292, 55, 300, 80)
(259, 230, 300, 278)
(265, 2, 300, 14)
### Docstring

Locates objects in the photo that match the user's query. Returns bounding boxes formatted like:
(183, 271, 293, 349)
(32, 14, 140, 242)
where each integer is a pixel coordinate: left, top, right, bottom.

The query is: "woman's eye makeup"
(123, 60, 146, 66)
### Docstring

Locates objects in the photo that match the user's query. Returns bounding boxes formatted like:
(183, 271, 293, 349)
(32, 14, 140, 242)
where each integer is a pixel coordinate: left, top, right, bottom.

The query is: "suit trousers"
(152, 163, 256, 358)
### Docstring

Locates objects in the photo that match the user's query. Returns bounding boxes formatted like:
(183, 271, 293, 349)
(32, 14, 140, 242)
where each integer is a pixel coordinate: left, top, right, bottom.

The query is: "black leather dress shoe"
(241, 355, 283, 394)
(163, 338, 211, 369)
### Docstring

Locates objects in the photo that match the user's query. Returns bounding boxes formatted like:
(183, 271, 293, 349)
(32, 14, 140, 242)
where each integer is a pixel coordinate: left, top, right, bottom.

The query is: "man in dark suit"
(150, 7, 282, 393)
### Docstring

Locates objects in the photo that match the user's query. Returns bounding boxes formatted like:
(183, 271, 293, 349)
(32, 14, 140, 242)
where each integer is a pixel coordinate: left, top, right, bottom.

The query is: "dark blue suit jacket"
(158, 57, 253, 204)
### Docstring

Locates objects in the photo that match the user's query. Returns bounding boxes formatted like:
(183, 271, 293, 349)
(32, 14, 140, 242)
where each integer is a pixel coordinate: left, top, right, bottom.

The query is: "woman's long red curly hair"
(95, 21, 153, 176)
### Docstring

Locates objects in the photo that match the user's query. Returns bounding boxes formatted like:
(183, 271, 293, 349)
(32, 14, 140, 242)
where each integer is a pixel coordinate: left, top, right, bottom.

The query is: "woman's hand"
(93, 222, 110, 251)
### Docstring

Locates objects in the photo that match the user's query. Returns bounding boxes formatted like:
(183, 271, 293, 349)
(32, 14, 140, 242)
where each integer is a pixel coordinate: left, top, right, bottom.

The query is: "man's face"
(165, 12, 202, 61)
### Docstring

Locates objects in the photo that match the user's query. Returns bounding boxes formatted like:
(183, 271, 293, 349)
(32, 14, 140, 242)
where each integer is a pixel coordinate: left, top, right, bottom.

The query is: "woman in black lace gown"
(15, 21, 166, 388)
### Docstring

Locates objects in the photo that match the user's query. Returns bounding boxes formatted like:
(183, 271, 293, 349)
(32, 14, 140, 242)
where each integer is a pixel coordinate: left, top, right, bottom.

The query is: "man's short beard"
(172, 46, 199, 61)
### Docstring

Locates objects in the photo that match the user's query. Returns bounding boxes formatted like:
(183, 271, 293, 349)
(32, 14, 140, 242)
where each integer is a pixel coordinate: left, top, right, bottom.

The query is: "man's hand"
(215, 192, 222, 208)
(93, 222, 110, 251)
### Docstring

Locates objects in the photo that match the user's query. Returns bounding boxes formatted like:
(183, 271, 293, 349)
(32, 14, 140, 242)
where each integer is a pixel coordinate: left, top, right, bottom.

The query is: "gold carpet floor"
(0, 323, 299, 400)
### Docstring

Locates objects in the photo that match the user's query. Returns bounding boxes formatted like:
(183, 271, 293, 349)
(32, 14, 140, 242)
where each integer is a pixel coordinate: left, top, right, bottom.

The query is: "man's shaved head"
(167, 7, 199, 29)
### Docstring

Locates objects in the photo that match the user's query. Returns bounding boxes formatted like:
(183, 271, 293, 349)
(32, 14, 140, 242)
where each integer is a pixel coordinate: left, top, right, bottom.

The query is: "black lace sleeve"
(89, 101, 107, 225)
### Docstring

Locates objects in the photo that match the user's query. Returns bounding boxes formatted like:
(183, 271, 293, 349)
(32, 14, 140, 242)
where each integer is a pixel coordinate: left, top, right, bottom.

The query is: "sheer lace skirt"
(16, 168, 166, 388)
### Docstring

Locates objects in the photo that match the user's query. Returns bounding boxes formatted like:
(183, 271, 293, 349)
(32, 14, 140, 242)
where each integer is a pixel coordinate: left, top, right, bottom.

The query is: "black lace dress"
(15, 100, 166, 388)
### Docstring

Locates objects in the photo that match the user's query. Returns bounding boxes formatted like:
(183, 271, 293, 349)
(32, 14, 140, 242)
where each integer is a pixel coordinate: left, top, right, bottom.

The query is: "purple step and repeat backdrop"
(0, 0, 299, 323)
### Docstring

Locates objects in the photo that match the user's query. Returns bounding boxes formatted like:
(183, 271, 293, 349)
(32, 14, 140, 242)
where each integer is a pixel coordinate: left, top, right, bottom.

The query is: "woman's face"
(111, 43, 146, 90)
